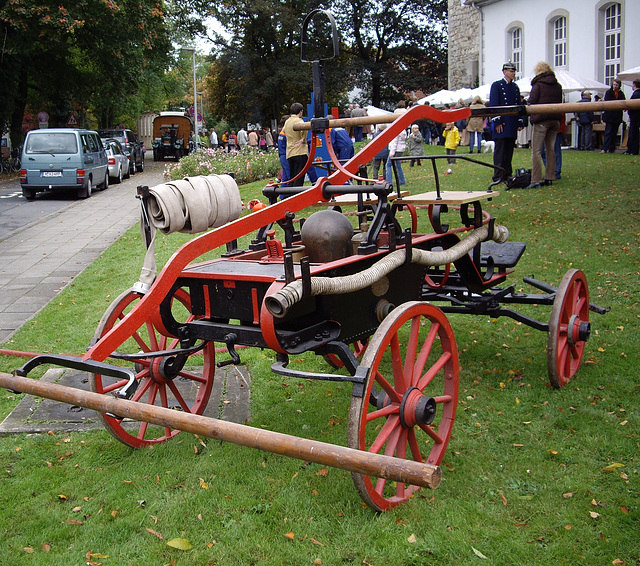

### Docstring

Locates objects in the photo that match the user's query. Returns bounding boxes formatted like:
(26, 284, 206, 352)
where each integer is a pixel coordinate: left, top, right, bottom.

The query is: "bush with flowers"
(164, 147, 282, 185)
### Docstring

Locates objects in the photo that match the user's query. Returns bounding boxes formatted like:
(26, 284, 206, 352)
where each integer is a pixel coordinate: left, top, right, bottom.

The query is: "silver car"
(103, 139, 130, 184)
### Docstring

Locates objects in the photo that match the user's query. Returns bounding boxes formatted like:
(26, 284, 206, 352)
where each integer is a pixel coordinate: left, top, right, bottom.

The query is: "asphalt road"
(0, 159, 165, 242)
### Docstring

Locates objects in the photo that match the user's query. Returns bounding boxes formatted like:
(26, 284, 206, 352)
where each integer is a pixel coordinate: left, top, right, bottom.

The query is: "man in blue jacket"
(489, 62, 524, 182)
(328, 124, 355, 161)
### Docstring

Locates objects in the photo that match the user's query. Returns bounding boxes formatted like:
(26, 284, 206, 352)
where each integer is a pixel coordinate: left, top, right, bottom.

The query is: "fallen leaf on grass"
(612, 559, 626, 565)
(284, 531, 295, 540)
(166, 538, 192, 550)
(408, 534, 417, 543)
(23, 547, 34, 554)
(147, 528, 163, 539)
(563, 492, 575, 498)
(312, 537, 325, 546)
(602, 463, 624, 471)
(472, 546, 488, 559)
(590, 511, 601, 519)
(316, 468, 329, 477)
(65, 520, 84, 525)
(499, 493, 507, 505)
(42, 544, 51, 552)
(72, 506, 82, 512)
(86, 552, 109, 559)
(620, 505, 629, 514)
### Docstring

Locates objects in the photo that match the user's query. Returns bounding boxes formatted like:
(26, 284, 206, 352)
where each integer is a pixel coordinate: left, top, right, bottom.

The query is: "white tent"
(418, 89, 458, 107)
(618, 65, 640, 82)
(517, 70, 609, 95)
(365, 105, 392, 117)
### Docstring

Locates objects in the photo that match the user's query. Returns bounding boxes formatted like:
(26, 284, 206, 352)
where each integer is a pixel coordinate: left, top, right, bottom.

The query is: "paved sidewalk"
(0, 163, 254, 434)
(0, 164, 164, 343)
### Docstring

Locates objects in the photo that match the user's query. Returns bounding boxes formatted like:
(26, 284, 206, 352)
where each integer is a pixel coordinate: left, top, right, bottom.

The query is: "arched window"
(509, 26, 523, 79)
(602, 2, 622, 84)
(552, 16, 567, 68)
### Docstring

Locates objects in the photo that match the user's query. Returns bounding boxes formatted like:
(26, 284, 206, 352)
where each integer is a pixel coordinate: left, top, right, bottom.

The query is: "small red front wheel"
(91, 289, 215, 448)
(347, 301, 459, 511)
(547, 269, 590, 388)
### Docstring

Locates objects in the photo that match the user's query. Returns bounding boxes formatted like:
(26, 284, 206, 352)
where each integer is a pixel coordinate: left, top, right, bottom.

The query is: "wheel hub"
(149, 355, 184, 383)
(399, 387, 437, 429)
(568, 314, 590, 345)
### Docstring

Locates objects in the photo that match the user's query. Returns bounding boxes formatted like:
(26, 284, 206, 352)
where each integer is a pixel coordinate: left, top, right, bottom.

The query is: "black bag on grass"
(506, 168, 531, 189)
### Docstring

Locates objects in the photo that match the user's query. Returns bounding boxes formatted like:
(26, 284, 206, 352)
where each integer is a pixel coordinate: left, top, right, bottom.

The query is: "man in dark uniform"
(489, 62, 524, 182)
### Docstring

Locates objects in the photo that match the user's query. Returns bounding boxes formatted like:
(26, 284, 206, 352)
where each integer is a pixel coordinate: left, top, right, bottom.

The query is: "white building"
(449, 0, 639, 97)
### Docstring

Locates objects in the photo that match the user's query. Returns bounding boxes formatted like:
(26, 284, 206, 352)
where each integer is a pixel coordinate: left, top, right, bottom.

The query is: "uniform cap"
(502, 62, 517, 71)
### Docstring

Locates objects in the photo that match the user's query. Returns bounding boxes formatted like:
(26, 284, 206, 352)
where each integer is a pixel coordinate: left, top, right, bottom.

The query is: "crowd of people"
(195, 124, 276, 153)
(197, 70, 638, 190)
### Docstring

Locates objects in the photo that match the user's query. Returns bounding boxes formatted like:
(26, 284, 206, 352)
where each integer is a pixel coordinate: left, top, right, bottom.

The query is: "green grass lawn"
(0, 146, 638, 565)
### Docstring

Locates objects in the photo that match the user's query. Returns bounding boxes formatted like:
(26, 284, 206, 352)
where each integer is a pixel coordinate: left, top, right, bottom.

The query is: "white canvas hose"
(136, 175, 242, 292)
(265, 223, 509, 318)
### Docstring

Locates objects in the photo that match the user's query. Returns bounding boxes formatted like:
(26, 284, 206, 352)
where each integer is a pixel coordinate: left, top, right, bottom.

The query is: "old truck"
(151, 112, 193, 161)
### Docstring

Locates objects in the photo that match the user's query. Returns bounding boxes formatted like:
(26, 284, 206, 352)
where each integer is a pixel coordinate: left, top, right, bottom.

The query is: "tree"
(169, 0, 355, 126)
(0, 0, 171, 144)
(331, 0, 448, 107)
(168, 0, 446, 122)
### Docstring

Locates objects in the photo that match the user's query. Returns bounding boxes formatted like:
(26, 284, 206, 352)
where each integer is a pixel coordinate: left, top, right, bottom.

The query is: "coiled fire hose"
(136, 174, 243, 292)
(265, 223, 509, 318)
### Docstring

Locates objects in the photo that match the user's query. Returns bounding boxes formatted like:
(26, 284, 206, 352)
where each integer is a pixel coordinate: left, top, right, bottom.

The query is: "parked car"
(97, 128, 144, 174)
(151, 112, 193, 161)
(103, 138, 130, 184)
(20, 128, 108, 200)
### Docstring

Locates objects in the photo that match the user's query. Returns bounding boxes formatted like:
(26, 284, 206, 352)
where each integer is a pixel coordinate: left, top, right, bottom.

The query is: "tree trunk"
(10, 71, 28, 147)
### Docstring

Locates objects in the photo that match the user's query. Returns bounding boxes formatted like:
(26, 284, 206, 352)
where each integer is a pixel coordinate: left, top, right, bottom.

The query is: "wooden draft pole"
(0, 371, 441, 490)
(292, 99, 640, 131)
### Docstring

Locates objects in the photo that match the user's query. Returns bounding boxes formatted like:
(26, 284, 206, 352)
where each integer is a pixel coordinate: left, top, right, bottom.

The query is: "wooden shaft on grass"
(292, 99, 640, 130)
(0, 371, 441, 489)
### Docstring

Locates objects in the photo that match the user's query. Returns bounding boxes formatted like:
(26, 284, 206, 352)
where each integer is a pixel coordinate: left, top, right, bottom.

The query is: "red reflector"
(108, 158, 115, 165)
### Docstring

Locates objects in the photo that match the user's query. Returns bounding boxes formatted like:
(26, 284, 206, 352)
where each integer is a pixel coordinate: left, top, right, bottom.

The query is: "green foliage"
(165, 148, 282, 184)
(0, 0, 171, 140)
(331, 0, 448, 107)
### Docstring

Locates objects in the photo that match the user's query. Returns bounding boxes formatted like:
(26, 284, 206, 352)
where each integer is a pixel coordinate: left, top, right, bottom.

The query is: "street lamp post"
(181, 46, 198, 152)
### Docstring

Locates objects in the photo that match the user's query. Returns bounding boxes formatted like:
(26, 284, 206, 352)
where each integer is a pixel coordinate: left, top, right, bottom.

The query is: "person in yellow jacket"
(443, 122, 461, 164)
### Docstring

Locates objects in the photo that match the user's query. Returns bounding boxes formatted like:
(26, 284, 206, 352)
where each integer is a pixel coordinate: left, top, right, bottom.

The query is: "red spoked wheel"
(547, 269, 590, 389)
(347, 301, 459, 511)
(91, 289, 215, 448)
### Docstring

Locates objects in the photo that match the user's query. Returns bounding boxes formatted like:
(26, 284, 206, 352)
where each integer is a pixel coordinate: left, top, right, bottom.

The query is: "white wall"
(478, 0, 639, 97)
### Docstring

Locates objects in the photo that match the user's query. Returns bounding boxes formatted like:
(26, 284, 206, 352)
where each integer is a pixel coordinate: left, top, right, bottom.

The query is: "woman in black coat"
(526, 62, 563, 188)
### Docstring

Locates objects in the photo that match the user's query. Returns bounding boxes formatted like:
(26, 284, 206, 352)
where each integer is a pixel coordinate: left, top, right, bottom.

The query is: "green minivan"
(20, 128, 109, 200)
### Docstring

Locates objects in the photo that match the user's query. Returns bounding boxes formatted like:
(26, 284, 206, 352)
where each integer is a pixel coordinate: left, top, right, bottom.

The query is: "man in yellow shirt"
(282, 103, 308, 187)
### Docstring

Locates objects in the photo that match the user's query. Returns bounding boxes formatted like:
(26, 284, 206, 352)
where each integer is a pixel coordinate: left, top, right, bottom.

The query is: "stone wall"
(448, 0, 481, 90)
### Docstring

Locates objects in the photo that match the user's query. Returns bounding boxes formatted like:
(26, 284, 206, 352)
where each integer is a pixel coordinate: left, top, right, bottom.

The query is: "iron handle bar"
(0, 371, 442, 490)
(292, 99, 640, 131)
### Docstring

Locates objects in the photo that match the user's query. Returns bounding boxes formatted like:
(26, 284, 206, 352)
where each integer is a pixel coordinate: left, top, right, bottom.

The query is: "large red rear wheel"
(547, 269, 590, 388)
(348, 301, 459, 511)
(91, 289, 215, 448)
